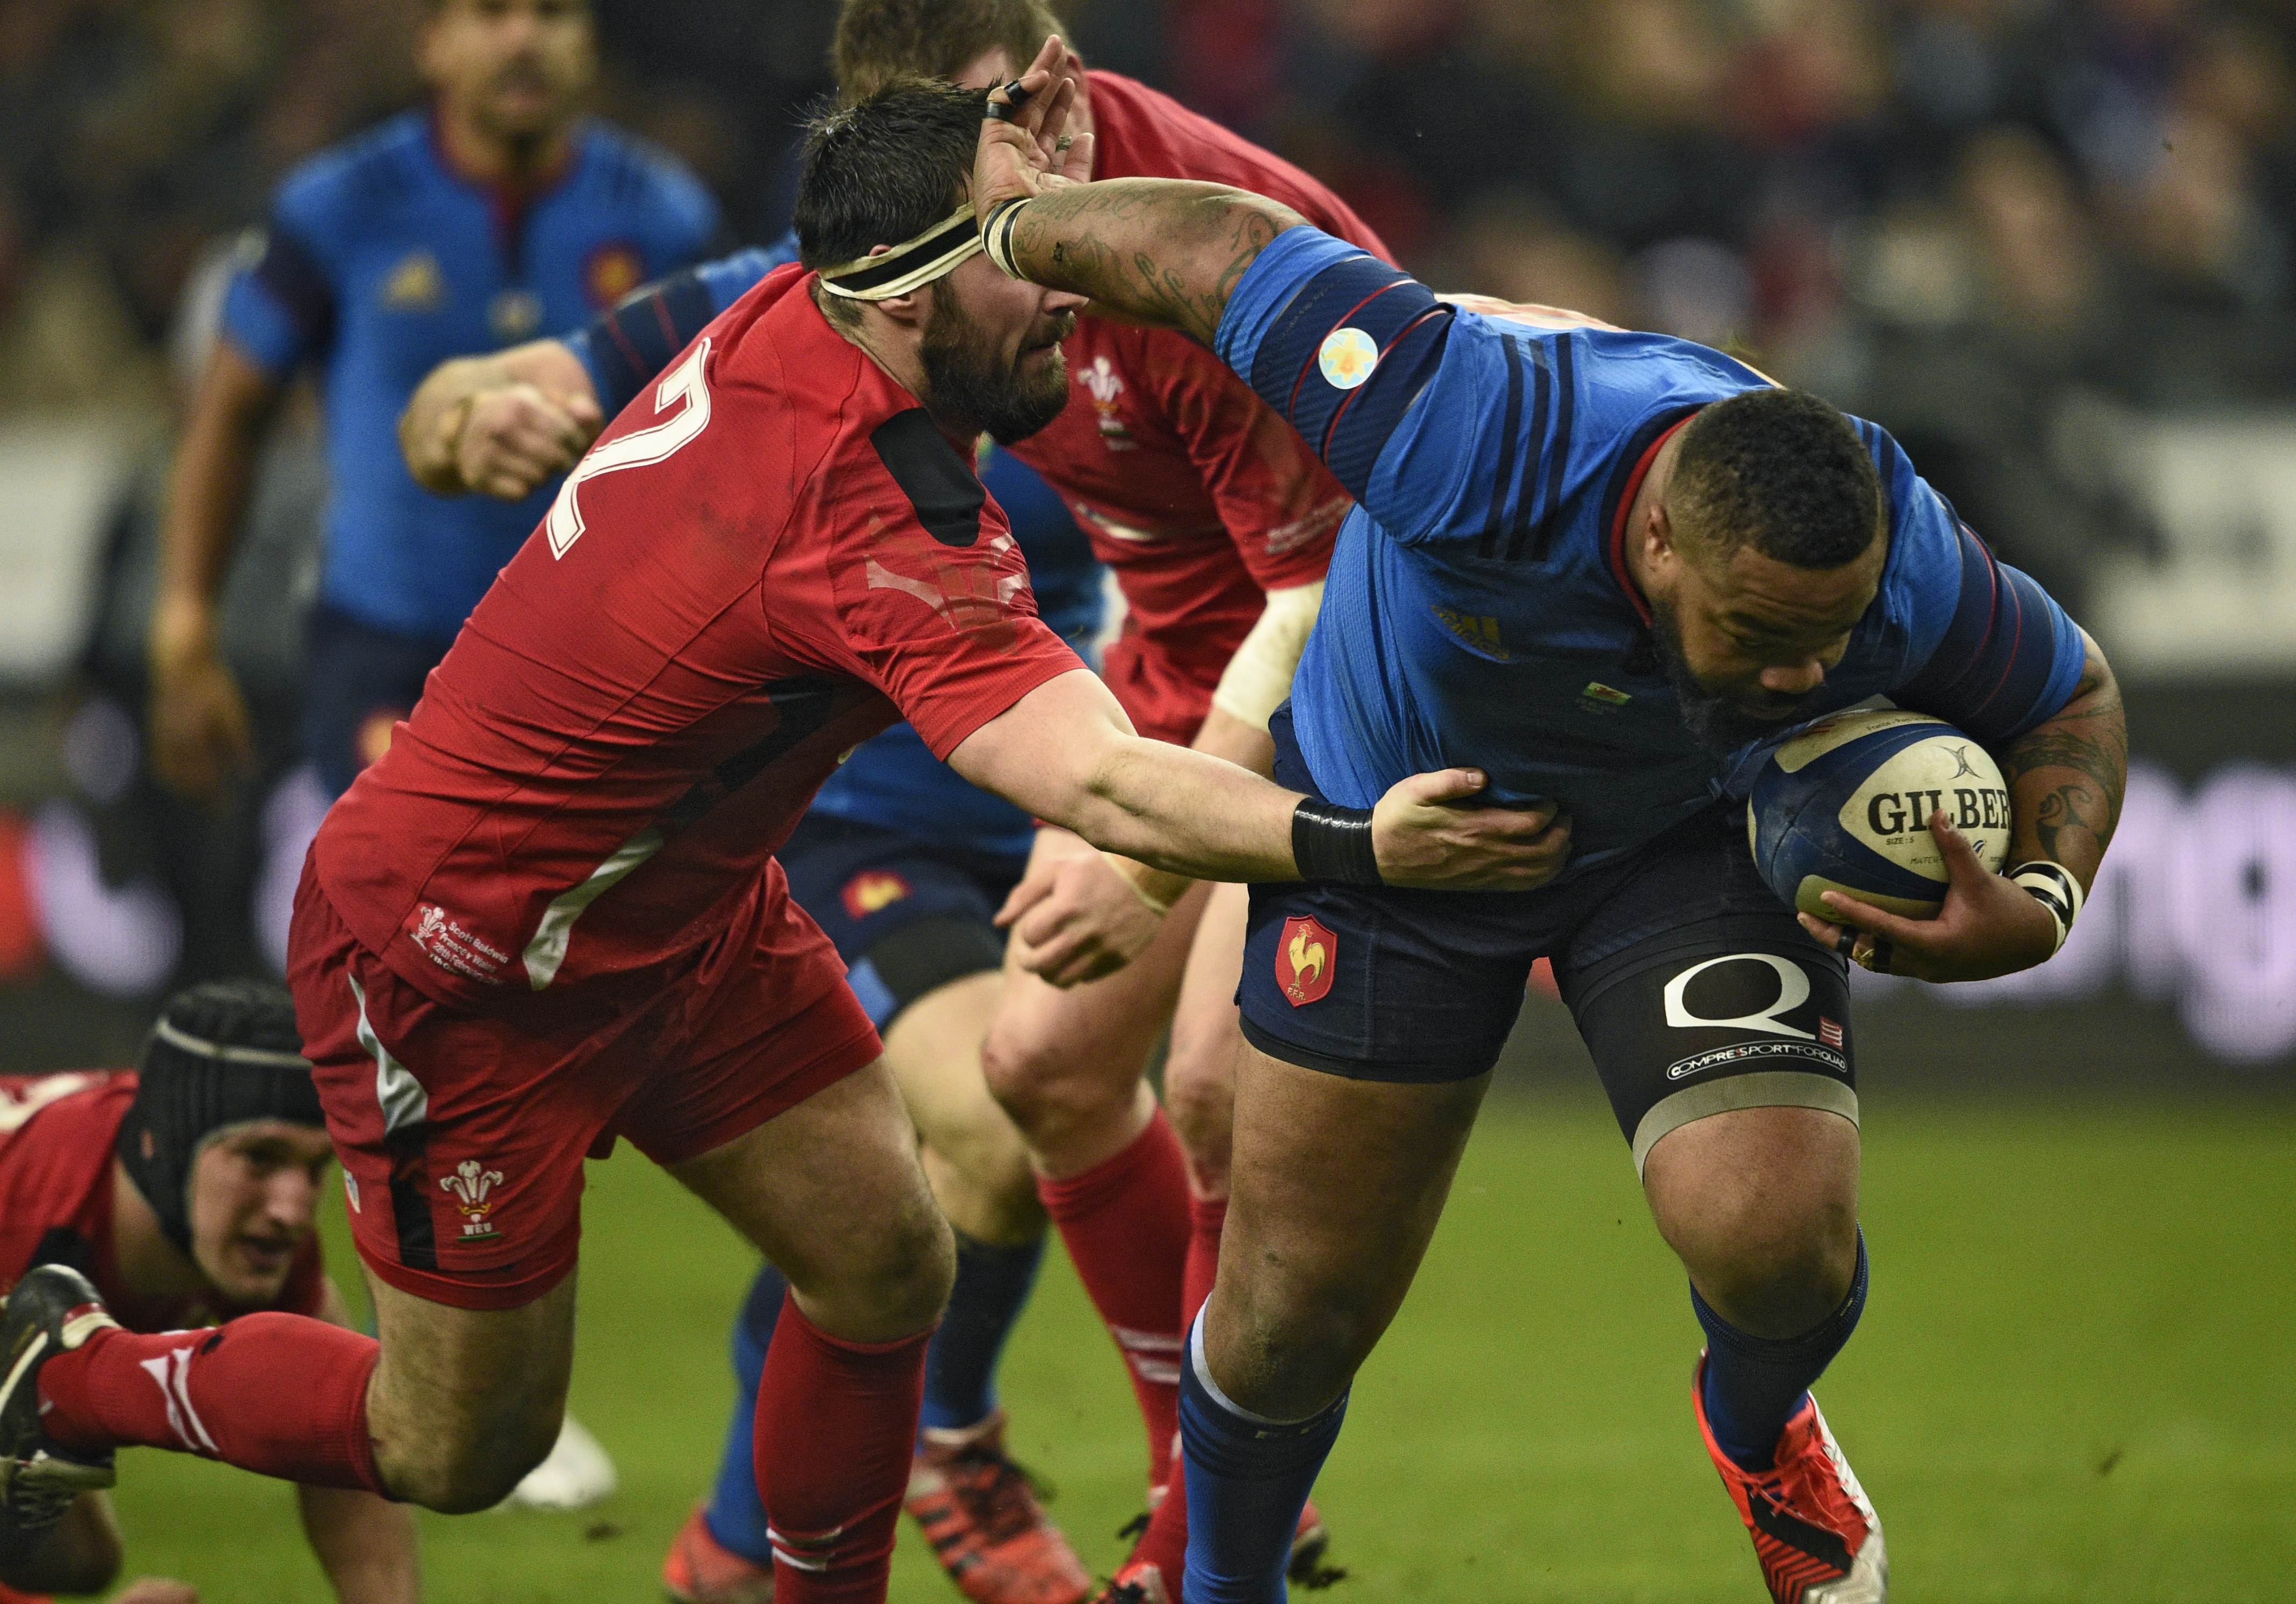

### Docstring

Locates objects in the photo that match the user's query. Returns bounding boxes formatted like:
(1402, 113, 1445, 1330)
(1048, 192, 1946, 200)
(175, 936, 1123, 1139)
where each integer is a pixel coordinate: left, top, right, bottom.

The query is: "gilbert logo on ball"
(1747, 708, 2010, 920)
(1318, 327, 1379, 390)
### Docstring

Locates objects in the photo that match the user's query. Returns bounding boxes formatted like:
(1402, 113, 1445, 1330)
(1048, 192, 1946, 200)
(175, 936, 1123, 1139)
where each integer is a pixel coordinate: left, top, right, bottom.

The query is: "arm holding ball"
(1801, 631, 2125, 982)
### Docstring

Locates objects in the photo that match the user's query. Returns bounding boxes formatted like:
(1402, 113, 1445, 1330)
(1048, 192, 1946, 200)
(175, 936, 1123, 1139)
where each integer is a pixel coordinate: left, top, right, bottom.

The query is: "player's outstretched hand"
(975, 35, 1093, 226)
(1798, 811, 2058, 982)
(1371, 769, 1572, 891)
(998, 842, 1167, 988)
(148, 597, 254, 798)
(113, 1579, 200, 1604)
(456, 382, 603, 501)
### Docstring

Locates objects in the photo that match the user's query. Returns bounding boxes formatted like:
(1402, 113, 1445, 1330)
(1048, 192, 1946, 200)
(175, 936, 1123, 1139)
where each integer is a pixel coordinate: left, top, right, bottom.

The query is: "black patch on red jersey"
(870, 411, 983, 548)
(25, 1227, 93, 1281)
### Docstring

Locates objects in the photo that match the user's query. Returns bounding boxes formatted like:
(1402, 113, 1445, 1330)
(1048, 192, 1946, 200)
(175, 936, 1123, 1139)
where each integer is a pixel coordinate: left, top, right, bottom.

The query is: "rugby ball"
(1747, 708, 2010, 920)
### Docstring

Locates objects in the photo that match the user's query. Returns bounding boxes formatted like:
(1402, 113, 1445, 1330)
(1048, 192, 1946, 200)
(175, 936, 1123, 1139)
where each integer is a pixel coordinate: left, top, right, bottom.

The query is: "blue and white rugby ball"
(1748, 708, 2010, 920)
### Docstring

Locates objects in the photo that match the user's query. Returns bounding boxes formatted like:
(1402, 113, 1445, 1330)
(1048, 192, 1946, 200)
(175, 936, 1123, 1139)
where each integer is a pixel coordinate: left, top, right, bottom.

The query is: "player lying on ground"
(397, 6, 1391, 1580)
(0, 81, 1565, 1604)
(971, 47, 2126, 1603)
(0, 982, 419, 1604)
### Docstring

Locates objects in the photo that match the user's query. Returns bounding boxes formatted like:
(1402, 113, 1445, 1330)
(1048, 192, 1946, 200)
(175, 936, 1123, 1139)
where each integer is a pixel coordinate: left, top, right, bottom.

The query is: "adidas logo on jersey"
(1432, 607, 1509, 659)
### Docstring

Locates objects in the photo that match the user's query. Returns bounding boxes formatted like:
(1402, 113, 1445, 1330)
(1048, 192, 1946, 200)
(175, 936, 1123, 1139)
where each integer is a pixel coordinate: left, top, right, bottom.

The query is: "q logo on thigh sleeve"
(1566, 940, 1859, 1177)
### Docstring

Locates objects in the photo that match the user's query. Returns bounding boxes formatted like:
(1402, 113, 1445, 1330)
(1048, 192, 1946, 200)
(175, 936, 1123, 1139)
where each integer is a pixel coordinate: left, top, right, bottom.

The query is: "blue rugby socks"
(704, 1262, 787, 1563)
(1694, 1229, 1869, 1472)
(920, 1228, 1047, 1433)
(1179, 1314, 1348, 1603)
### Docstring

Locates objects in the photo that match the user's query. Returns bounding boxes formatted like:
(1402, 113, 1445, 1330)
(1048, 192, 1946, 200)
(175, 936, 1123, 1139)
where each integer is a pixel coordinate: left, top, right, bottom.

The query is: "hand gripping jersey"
(1001, 71, 1390, 742)
(566, 242, 1106, 860)
(0, 1074, 324, 1330)
(222, 110, 719, 641)
(311, 264, 1085, 1005)
(1215, 229, 2088, 877)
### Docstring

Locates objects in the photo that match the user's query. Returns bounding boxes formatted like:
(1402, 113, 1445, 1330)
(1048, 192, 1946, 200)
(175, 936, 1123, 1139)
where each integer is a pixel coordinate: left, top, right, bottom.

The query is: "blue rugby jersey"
(1215, 227, 2088, 876)
(563, 240, 1105, 861)
(220, 110, 718, 641)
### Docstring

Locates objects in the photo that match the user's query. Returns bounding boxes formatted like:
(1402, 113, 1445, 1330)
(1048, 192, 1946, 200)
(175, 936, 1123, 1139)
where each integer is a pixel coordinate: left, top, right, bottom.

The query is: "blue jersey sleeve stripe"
(1321, 307, 1451, 500)
(1506, 335, 1561, 562)
(245, 221, 335, 361)
(580, 265, 720, 417)
(1894, 523, 2078, 743)
(1524, 332, 1579, 557)
(1472, 336, 1527, 559)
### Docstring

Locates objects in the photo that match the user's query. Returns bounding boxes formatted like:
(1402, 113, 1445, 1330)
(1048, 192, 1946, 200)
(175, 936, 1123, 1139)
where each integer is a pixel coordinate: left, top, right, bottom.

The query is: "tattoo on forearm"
(1011, 182, 1288, 345)
(2001, 652, 2127, 880)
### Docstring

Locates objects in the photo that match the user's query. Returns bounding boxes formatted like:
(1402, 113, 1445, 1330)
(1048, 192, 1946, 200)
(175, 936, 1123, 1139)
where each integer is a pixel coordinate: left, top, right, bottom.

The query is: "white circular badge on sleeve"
(1318, 327, 1380, 390)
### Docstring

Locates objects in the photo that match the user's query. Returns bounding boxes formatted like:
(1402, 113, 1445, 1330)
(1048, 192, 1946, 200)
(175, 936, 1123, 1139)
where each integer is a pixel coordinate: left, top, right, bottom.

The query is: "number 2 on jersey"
(546, 336, 714, 558)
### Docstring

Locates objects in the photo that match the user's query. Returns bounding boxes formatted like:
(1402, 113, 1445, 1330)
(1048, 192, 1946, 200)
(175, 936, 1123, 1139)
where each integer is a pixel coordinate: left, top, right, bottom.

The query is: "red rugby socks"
(1036, 1110, 1191, 1487)
(752, 1295, 929, 1603)
(38, 1315, 383, 1492)
(1182, 1190, 1227, 1333)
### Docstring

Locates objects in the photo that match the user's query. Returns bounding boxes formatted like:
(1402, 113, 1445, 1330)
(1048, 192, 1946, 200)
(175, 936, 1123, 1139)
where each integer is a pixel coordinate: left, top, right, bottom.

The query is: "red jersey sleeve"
(1151, 336, 1349, 593)
(820, 412, 1086, 759)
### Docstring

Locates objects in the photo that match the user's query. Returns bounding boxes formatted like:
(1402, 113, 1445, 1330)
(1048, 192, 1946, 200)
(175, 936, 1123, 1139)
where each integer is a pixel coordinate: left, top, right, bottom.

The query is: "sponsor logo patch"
(381, 250, 443, 312)
(841, 870, 912, 919)
(440, 1158, 507, 1241)
(1581, 681, 1632, 708)
(1318, 327, 1380, 390)
(1818, 1015, 1844, 1049)
(407, 903, 509, 985)
(585, 241, 644, 307)
(1432, 606, 1509, 659)
(1276, 915, 1336, 1007)
(1665, 1040, 1849, 1082)
(1081, 355, 1133, 449)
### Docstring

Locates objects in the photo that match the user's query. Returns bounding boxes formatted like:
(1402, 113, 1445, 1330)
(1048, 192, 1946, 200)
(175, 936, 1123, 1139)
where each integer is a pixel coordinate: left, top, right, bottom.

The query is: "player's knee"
(379, 1412, 558, 1513)
(1213, 1277, 1374, 1420)
(1677, 1195, 1859, 1338)
(979, 1024, 1127, 1143)
(1159, 1052, 1233, 1191)
(835, 1193, 957, 1336)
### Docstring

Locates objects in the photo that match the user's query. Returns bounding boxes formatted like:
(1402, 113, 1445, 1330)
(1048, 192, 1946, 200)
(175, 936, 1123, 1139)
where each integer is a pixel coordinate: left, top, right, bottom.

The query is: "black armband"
(1292, 797, 1383, 886)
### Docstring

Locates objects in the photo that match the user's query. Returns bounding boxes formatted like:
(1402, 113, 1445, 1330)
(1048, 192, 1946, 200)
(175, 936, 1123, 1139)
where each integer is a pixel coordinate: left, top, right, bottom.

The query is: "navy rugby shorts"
(779, 813, 1027, 1030)
(1239, 707, 1858, 1173)
(302, 602, 457, 800)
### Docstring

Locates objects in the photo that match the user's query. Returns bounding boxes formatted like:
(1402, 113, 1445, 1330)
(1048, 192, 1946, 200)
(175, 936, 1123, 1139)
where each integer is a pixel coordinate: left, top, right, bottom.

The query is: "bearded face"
(918, 274, 1076, 445)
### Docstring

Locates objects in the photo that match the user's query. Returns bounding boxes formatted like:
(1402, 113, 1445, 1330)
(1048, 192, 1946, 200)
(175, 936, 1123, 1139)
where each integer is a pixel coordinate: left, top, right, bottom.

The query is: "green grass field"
(100, 1086, 2295, 1603)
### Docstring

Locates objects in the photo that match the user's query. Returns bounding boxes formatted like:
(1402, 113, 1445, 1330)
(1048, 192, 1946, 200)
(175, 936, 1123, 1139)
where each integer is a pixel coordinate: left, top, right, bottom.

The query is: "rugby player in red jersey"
(0, 982, 418, 1604)
(0, 82, 1561, 1604)
(397, 8, 1396, 1578)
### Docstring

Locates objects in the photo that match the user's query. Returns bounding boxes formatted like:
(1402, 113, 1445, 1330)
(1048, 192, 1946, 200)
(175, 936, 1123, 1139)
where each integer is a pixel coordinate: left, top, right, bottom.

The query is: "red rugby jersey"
(0, 1073, 325, 1330)
(313, 264, 1083, 1005)
(1004, 72, 1393, 743)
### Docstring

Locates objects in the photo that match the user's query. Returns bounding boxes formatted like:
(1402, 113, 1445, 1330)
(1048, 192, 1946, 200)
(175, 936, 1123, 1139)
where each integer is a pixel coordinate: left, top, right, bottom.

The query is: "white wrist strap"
(2009, 861, 2084, 954)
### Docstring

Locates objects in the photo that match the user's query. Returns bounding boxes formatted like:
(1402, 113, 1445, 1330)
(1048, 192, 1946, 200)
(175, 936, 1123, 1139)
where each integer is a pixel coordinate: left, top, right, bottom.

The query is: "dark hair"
(833, 0, 1065, 100)
(795, 78, 988, 317)
(1668, 389, 1883, 569)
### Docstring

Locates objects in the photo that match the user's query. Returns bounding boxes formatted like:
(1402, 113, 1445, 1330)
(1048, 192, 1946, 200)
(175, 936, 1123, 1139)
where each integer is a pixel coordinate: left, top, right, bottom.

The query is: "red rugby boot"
(1693, 1357, 1886, 1603)
(1087, 1559, 1168, 1604)
(661, 1505, 774, 1604)
(905, 1411, 1091, 1604)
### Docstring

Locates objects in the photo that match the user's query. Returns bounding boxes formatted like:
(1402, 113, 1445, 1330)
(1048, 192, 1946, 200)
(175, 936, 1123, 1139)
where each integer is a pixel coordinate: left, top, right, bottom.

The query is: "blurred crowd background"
(0, 0, 2291, 1069)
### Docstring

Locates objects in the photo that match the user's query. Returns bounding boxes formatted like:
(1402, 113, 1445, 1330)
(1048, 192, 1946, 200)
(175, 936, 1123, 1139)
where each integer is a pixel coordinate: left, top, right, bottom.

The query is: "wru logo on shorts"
(440, 1159, 507, 1241)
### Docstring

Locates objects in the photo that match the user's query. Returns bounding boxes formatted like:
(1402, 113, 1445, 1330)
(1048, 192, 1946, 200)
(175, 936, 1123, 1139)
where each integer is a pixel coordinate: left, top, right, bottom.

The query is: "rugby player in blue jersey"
(144, 0, 717, 1513)
(400, 252, 1107, 1604)
(969, 50, 2127, 1603)
(148, 0, 718, 805)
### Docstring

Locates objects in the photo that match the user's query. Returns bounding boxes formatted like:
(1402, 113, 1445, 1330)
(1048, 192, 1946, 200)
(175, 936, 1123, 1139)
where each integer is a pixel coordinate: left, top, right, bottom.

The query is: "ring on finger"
(1857, 937, 1893, 975)
(1834, 927, 1858, 958)
(1055, 134, 1074, 150)
(985, 79, 1033, 120)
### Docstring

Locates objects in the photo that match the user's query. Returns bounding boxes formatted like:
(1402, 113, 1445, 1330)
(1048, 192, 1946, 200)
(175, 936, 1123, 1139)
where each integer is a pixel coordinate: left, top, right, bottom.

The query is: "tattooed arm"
(1999, 631, 2126, 892)
(1804, 630, 2127, 983)
(972, 41, 1302, 345)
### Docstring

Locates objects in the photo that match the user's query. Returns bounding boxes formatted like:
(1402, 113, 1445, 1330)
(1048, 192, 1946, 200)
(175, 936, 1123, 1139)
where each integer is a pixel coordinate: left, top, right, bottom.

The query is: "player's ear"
(874, 285, 929, 331)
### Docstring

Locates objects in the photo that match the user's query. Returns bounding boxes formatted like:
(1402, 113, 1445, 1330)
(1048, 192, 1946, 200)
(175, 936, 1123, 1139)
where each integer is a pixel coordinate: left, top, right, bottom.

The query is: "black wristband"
(1292, 798, 1383, 886)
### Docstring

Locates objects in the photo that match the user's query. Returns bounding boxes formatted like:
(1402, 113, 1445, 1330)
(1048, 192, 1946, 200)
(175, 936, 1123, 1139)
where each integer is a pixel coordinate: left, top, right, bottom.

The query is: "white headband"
(816, 203, 984, 301)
